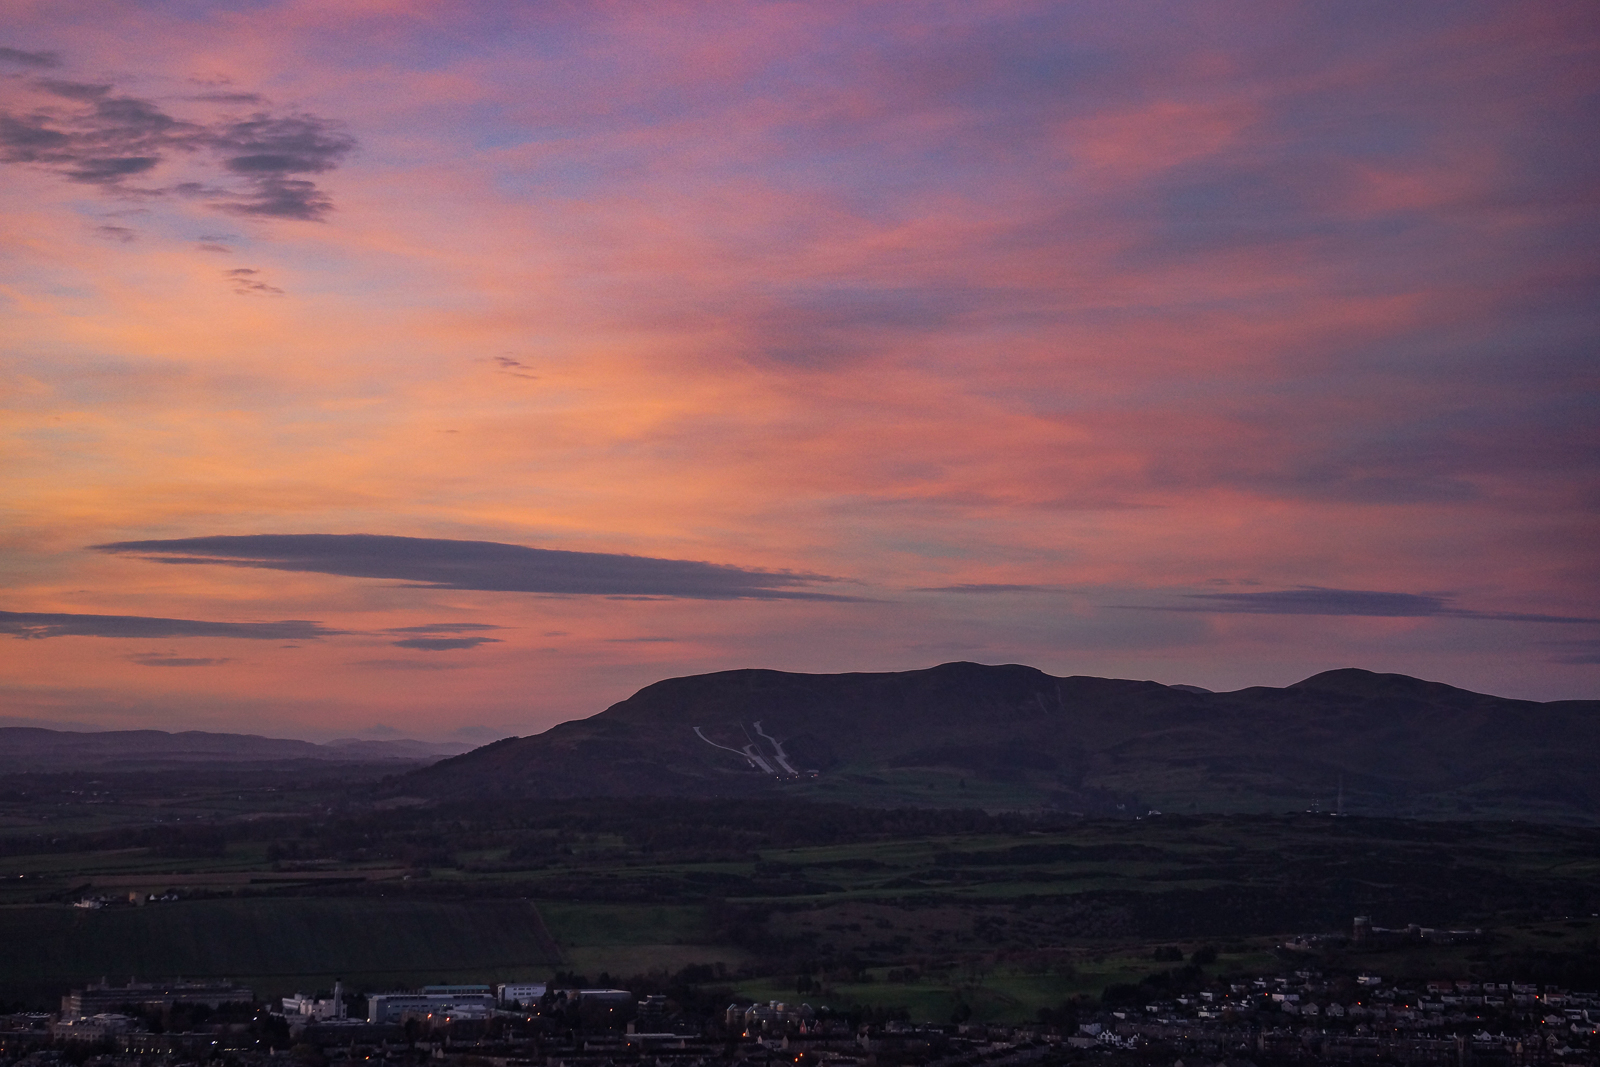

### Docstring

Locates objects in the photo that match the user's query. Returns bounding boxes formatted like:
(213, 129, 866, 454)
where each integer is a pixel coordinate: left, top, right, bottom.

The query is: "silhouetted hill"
(399, 663, 1600, 822)
(0, 727, 468, 772)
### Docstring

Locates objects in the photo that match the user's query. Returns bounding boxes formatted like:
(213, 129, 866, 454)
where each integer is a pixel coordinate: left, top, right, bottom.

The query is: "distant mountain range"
(398, 663, 1600, 822)
(0, 727, 469, 773)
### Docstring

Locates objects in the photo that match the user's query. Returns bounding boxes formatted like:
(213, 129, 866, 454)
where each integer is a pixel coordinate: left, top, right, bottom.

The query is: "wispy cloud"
(224, 267, 283, 295)
(390, 636, 500, 651)
(1181, 588, 1452, 616)
(912, 583, 1061, 594)
(0, 58, 353, 220)
(348, 659, 470, 671)
(190, 92, 263, 105)
(92, 533, 861, 600)
(384, 623, 504, 634)
(0, 609, 344, 640)
(128, 653, 232, 667)
(492, 355, 538, 380)
(1124, 587, 1600, 624)
(1545, 640, 1600, 665)
(0, 46, 60, 68)
(347, 655, 470, 671)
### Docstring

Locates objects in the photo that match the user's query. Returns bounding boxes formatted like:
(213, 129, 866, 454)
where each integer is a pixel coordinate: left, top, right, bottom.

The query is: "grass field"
(4, 798, 1599, 1020)
(537, 902, 751, 979)
(729, 944, 1287, 1024)
(0, 897, 554, 1007)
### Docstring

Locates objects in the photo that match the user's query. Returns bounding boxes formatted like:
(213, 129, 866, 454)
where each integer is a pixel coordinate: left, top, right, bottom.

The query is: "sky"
(2, 1, 1597, 743)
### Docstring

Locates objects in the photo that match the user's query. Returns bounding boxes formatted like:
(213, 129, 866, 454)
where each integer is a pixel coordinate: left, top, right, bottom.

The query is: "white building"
(498, 983, 546, 1007)
(282, 981, 347, 1021)
(366, 991, 496, 1024)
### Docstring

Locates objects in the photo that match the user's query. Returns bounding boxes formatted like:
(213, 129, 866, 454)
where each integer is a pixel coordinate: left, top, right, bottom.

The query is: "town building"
(366, 988, 496, 1023)
(281, 980, 347, 1020)
(60, 980, 254, 1016)
(498, 983, 547, 1007)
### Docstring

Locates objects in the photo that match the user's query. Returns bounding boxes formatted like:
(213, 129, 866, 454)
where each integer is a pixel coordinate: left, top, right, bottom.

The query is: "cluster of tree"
(1150, 944, 1218, 965)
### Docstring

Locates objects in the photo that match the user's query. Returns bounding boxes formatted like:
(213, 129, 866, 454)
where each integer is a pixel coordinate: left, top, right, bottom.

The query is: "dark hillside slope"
(400, 663, 1600, 821)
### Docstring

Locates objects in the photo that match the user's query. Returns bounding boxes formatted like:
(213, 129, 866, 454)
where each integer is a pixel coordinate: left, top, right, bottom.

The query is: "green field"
(537, 901, 751, 979)
(0, 897, 555, 1006)
(4, 796, 1600, 1021)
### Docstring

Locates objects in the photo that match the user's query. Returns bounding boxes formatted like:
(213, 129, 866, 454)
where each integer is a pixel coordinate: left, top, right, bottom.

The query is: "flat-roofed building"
(498, 983, 546, 1007)
(365, 991, 496, 1024)
(52, 1014, 140, 1041)
(62, 981, 253, 1016)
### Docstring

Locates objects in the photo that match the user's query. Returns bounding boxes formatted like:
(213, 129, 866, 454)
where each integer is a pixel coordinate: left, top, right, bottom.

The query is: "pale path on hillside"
(752, 721, 798, 776)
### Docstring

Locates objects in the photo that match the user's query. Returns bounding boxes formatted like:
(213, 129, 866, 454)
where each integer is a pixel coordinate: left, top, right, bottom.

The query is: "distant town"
(3, 959, 1597, 1067)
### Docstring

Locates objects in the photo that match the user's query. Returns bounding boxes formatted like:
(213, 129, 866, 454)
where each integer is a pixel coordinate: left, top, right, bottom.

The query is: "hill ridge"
(400, 663, 1599, 822)
(0, 726, 469, 772)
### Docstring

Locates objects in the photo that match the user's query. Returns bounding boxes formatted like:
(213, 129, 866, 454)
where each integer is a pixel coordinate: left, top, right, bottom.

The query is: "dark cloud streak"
(0, 610, 344, 641)
(129, 654, 233, 667)
(1119, 587, 1600, 624)
(349, 659, 469, 671)
(1546, 641, 1600, 666)
(190, 92, 263, 104)
(91, 533, 861, 600)
(390, 636, 501, 651)
(0, 47, 61, 68)
(912, 583, 1060, 594)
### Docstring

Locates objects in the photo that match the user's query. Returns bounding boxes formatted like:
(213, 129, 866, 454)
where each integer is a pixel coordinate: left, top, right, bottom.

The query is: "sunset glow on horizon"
(3, 2, 1597, 741)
